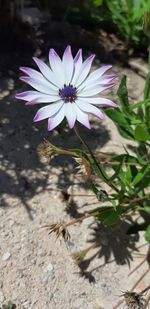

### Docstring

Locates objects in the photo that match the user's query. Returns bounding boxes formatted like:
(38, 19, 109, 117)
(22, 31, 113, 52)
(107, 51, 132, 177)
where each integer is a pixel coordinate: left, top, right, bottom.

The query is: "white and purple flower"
(16, 46, 117, 131)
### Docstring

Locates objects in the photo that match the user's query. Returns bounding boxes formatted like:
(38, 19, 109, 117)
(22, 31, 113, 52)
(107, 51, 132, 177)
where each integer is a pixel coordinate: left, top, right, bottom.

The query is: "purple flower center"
(59, 84, 77, 103)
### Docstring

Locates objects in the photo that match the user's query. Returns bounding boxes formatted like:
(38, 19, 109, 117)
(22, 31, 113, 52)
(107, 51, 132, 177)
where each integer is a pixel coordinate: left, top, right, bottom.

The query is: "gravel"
(0, 65, 149, 309)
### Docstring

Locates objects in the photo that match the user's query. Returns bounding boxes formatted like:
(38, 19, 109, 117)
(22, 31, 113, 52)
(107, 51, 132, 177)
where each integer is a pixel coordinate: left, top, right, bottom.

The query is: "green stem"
(73, 125, 119, 193)
(148, 38, 150, 72)
(144, 38, 150, 127)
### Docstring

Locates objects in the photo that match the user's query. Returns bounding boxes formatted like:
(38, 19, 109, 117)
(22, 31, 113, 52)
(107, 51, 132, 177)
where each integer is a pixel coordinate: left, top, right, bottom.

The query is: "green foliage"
(99, 50, 150, 240)
(106, 75, 150, 142)
(34, 10, 150, 245)
(68, 45, 150, 241)
(95, 206, 126, 226)
(33, 0, 150, 47)
(56, 67, 150, 239)
(145, 225, 150, 242)
(105, 0, 150, 45)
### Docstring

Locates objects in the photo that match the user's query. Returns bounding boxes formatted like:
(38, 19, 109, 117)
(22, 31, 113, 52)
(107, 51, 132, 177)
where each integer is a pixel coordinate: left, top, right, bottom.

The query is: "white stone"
(2, 252, 11, 261)
(0, 291, 4, 304)
(45, 263, 54, 273)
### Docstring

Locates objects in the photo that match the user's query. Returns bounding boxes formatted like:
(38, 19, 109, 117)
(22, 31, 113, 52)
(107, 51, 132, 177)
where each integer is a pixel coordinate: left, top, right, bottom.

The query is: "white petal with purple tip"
(73, 54, 95, 87)
(79, 83, 115, 97)
(78, 97, 117, 107)
(71, 49, 82, 85)
(77, 65, 113, 90)
(65, 102, 76, 128)
(20, 68, 58, 92)
(15, 91, 39, 101)
(63, 46, 74, 85)
(49, 49, 65, 86)
(20, 77, 58, 95)
(73, 104, 91, 129)
(76, 100, 104, 119)
(33, 57, 59, 88)
(78, 65, 116, 90)
(16, 91, 59, 104)
(48, 104, 65, 131)
(34, 101, 63, 121)
(20, 67, 43, 79)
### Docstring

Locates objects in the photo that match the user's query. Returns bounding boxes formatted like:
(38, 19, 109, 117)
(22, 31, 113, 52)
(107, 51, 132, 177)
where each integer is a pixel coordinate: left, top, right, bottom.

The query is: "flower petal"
(78, 78, 116, 92)
(78, 71, 116, 90)
(15, 91, 59, 104)
(78, 65, 112, 88)
(63, 46, 74, 85)
(33, 57, 59, 88)
(76, 100, 104, 119)
(33, 101, 63, 121)
(15, 91, 39, 101)
(20, 76, 58, 95)
(20, 67, 57, 91)
(65, 102, 76, 128)
(20, 67, 44, 79)
(98, 74, 117, 85)
(79, 83, 115, 97)
(48, 104, 65, 131)
(49, 48, 65, 86)
(73, 104, 91, 129)
(77, 97, 117, 107)
(73, 54, 95, 88)
(71, 49, 82, 85)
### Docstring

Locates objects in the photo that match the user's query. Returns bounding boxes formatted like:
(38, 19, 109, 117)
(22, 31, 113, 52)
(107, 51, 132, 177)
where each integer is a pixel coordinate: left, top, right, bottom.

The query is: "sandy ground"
(0, 44, 150, 309)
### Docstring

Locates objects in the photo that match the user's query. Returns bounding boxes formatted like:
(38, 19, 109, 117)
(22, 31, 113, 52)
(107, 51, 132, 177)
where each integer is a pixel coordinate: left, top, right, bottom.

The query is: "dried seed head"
(38, 139, 56, 161)
(47, 223, 70, 242)
(74, 157, 91, 180)
(122, 291, 146, 309)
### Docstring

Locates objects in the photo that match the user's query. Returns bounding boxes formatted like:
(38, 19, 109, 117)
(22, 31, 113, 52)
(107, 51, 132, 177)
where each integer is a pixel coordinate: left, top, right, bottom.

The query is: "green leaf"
(105, 109, 135, 140)
(117, 75, 130, 112)
(144, 206, 150, 215)
(105, 108, 128, 125)
(112, 153, 146, 166)
(92, 206, 126, 226)
(129, 99, 150, 110)
(88, 156, 109, 181)
(144, 72, 150, 100)
(134, 124, 150, 141)
(119, 169, 132, 189)
(145, 225, 150, 243)
(132, 165, 149, 186)
(109, 156, 125, 182)
(93, 0, 103, 6)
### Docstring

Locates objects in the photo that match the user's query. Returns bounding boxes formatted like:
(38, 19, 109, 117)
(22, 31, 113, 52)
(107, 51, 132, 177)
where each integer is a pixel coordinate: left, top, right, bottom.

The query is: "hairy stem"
(73, 125, 119, 193)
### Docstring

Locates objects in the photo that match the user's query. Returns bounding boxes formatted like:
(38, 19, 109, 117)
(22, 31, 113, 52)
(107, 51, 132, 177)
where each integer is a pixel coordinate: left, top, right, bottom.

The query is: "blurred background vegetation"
(0, 0, 150, 51)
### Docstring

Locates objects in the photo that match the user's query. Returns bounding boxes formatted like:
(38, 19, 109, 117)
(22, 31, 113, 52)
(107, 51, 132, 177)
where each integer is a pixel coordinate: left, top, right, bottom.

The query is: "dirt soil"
(0, 17, 150, 309)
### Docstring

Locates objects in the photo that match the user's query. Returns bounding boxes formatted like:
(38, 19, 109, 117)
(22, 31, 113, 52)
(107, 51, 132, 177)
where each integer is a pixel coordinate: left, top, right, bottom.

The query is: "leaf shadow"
(75, 220, 140, 283)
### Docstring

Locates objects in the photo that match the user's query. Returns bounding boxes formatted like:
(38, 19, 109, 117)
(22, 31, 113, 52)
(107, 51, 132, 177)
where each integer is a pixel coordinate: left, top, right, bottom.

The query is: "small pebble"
(45, 263, 54, 273)
(2, 252, 11, 261)
(0, 291, 4, 304)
